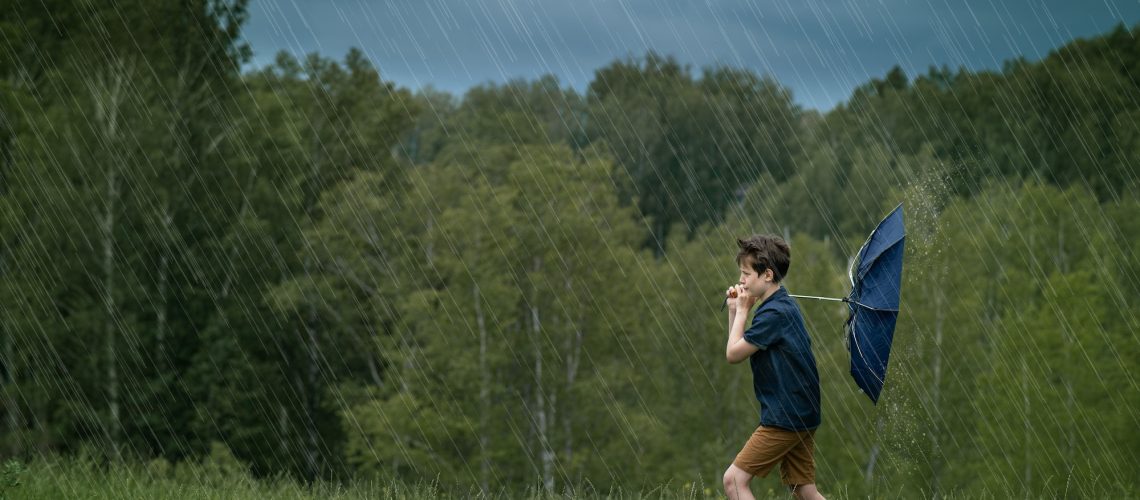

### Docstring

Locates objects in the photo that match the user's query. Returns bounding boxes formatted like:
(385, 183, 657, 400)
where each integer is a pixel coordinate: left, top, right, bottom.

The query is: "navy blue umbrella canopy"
(844, 204, 905, 404)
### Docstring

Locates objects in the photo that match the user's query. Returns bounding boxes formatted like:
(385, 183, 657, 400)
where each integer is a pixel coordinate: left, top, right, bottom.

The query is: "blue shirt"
(743, 287, 822, 431)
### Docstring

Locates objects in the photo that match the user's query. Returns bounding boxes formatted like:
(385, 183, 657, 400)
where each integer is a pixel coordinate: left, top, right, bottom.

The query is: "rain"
(1, 0, 1137, 498)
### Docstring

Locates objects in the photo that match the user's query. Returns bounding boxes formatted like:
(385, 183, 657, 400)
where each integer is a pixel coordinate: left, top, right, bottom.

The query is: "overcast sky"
(241, 0, 1140, 111)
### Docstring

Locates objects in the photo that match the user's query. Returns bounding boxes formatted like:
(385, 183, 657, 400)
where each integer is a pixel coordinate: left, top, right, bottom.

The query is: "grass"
(0, 456, 806, 500)
(1, 457, 445, 500)
(3, 456, 1133, 499)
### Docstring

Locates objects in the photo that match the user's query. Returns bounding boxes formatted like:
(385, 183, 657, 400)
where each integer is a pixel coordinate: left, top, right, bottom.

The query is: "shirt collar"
(756, 286, 787, 310)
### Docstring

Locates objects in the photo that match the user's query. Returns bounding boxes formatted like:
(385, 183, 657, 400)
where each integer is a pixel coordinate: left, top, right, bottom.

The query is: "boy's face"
(738, 259, 775, 297)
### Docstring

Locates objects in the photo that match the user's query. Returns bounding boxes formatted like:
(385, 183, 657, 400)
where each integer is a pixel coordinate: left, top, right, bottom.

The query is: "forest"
(1, 1, 1137, 497)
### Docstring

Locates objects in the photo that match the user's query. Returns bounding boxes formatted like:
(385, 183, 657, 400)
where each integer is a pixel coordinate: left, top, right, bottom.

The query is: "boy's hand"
(725, 284, 751, 311)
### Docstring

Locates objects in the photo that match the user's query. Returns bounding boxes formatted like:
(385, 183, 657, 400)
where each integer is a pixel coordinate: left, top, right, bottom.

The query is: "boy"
(722, 234, 824, 500)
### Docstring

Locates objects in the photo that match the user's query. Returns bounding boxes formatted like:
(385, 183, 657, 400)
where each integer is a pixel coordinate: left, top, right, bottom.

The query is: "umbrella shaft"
(789, 294, 846, 302)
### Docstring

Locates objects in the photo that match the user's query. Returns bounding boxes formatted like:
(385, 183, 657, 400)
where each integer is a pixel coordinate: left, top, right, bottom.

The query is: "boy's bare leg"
(788, 483, 825, 499)
(722, 464, 755, 500)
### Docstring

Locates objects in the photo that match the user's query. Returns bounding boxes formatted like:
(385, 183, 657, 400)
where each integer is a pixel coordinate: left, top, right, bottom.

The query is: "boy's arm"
(726, 306, 760, 364)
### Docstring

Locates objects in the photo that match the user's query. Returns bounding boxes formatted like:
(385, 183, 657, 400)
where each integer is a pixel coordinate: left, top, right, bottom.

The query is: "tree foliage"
(1, 6, 1137, 496)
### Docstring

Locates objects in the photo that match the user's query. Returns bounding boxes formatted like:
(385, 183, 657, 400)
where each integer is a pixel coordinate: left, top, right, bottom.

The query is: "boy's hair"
(736, 234, 791, 282)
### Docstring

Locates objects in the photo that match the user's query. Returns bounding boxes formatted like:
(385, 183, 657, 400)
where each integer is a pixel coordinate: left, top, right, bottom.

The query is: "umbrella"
(839, 203, 905, 403)
(779, 204, 905, 403)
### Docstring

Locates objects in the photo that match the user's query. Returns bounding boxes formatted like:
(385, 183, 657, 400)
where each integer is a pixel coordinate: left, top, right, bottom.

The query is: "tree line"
(1, 1, 1136, 496)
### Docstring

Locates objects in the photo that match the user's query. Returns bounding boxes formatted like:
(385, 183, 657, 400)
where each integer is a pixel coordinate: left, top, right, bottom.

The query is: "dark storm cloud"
(242, 0, 1140, 110)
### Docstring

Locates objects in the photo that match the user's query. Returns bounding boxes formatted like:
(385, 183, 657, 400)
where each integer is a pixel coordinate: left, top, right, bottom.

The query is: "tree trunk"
(297, 107, 327, 482)
(1058, 226, 1075, 477)
(424, 217, 434, 262)
(562, 283, 583, 482)
(156, 205, 171, 359)
(303, 255, 320, 482)
(864, 416, 883, 484)
(279, 403, 291, 467)
(103, 160, 120, 461)
(2, 310, 18, 456)
(367, 351, 383, 387)
(0, 81, 10, 197)
(0, 76, 15, 454)
(475, 281, 491, 494)
(1022, 357, 1032, 487)
(92, 63, 126, 462)
(531, 256, 554, 492)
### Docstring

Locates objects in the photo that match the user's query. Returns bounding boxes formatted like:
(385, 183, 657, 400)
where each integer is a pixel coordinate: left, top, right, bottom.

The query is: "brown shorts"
(732, 425, 816, 486)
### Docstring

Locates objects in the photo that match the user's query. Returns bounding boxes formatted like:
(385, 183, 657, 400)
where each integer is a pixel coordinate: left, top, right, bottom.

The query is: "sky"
(240, 0, 1140, 111)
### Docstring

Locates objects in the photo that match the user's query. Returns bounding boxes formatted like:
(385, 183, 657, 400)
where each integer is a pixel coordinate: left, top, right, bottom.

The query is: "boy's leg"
(779, 430, 824, 499)
(788, 483, 825, 500)
(722, 464, 755, 500)
(726, 426, 802, 500)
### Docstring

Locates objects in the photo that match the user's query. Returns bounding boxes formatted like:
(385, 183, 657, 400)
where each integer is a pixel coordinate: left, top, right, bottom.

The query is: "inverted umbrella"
(836, 203, 905, 403)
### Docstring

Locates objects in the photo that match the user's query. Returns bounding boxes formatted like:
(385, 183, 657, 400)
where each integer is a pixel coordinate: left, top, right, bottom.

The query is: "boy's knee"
(722, 466, 750, 493)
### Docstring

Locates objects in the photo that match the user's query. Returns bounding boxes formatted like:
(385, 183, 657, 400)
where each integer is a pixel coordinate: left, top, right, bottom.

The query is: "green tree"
(343, 145, 662, 494)
(230, 48, 417, 480)
(585, 53, 801, 255)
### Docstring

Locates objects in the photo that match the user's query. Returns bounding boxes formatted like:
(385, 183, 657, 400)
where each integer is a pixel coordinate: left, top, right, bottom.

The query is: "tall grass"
(5, 454, 1119, 499)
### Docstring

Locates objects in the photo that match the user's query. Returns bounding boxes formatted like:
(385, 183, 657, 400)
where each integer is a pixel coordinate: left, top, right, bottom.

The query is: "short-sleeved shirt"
(743, 286, 821, 431)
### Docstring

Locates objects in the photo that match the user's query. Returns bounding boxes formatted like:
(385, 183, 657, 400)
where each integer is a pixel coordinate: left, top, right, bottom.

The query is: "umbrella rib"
(849, 300, 898, 312)
(850, 321, 887, 388)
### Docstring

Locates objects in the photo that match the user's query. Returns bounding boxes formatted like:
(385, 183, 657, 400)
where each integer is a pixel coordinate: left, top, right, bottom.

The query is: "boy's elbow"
(725, 340, 759, 364)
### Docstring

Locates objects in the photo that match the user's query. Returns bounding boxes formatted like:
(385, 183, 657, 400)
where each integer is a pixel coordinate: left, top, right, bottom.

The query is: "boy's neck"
(757, 284, 782, 304)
